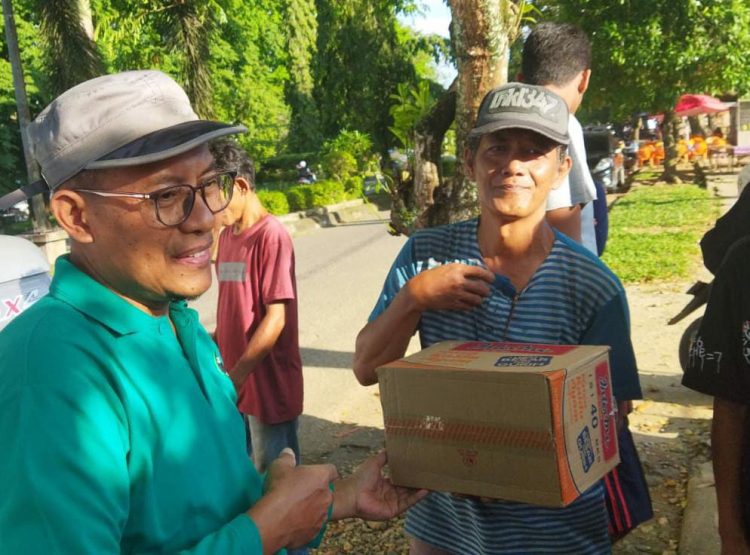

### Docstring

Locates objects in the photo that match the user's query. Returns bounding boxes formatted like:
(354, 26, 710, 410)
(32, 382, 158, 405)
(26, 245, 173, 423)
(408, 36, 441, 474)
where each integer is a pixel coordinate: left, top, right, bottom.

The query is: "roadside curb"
(679, 461, 719, 554)
(276, 198, 386, 237)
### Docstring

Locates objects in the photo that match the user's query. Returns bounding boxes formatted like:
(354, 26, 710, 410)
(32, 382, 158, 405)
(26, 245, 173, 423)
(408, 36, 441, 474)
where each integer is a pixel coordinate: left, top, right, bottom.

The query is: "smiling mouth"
(174, 245, 212, 266)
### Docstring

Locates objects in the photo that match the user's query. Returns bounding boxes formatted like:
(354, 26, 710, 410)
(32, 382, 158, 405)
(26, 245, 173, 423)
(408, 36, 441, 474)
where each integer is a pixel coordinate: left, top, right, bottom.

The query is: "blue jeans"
(245, 416, 306, 555)
(245, 415, 301, 473)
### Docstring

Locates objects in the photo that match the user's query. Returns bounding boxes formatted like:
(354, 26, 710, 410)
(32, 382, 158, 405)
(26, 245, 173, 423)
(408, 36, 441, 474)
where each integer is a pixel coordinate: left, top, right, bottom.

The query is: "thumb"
(278, 447, 297, 466)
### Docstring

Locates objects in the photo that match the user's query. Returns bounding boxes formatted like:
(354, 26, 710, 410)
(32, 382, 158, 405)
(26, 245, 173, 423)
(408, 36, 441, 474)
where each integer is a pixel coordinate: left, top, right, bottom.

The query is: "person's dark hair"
(521, 22, 591, 87)
(60, 169, 100, 191)
(210, 138, 255, 189)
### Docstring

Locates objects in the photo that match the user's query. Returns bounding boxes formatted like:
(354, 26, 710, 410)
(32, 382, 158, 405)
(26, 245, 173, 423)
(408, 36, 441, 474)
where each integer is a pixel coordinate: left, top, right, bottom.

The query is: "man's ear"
(551, 154, 573, 190)
(578, 69, 591, 95)
(50, 190, 95, 244)
(234, 175, 252, 194)
(463, 147, 476, 180)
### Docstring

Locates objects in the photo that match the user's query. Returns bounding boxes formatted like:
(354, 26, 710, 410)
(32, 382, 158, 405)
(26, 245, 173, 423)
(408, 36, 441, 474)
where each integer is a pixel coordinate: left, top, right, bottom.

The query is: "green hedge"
(256, 190, 290, 215)
(256, 176, 367, 214)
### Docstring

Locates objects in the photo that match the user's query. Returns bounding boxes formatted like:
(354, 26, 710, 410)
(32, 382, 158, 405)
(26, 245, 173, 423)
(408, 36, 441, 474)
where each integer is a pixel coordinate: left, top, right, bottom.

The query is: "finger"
(462, 278, 492, 297)
(373, 450, 387, 468)
(319, 463, 339, 482)
(462, 265, 496, 283)
(455, 292, 486, 309)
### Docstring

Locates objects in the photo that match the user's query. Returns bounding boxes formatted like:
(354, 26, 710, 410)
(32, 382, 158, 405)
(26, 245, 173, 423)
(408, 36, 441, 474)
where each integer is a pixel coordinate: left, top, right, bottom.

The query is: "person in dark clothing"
(683, 236, 750, 552)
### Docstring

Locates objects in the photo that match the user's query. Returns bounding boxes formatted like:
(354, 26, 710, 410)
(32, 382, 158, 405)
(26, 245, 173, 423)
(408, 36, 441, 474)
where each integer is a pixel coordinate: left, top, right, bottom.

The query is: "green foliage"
(0, 0, 441, 202)
(256, 152, 318, 183)
(281, 179, 354, 212)
(314, 0, 428, 152)
(343, 175, 364, 198)
(308, 179, 346, 207)
(388, 80, 437, 148)
(602, 184, 720, 282)
(322, 129, 373, 163)
(284, 0, 322, 151)
(535, 0, 750, 120)
(256, 189, 289, 215)
(320, 129, 377, 178)
(35, 0, 105, 96)
(285, 185, 313, 212)
(321, 150, 357, 180)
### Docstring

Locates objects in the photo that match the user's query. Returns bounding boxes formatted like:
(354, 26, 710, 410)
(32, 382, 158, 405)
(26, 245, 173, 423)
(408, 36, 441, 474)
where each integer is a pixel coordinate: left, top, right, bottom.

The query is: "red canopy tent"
(674, 94, 731, 117)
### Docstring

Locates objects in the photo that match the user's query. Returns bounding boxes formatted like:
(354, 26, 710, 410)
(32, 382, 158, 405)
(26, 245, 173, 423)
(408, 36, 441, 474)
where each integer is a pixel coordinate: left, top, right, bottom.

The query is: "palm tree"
(36, 0, 104, 95)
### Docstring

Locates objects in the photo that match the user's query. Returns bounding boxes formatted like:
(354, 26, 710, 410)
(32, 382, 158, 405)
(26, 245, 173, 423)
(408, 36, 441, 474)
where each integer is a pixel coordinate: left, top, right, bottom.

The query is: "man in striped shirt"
(354, 82, 642, 554)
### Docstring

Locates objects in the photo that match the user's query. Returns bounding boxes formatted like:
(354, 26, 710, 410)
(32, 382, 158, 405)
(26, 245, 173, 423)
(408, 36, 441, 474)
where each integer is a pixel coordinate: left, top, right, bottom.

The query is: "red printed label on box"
(595, 361, 618, 461)
(454, 342, 577, 355)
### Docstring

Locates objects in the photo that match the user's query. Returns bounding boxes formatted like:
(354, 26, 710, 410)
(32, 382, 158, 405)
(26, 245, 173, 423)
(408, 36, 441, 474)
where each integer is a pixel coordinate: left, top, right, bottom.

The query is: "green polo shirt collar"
(51, 255, 183, 337)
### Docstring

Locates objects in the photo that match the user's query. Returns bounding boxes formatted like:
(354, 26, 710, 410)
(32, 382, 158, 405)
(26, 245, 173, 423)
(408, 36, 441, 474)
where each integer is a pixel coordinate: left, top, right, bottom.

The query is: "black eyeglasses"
(77, 170, 237, 227)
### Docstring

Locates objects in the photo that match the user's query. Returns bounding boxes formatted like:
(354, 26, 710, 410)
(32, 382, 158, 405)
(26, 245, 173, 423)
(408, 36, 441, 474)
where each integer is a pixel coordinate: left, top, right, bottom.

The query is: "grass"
(601, 184, 720, 283)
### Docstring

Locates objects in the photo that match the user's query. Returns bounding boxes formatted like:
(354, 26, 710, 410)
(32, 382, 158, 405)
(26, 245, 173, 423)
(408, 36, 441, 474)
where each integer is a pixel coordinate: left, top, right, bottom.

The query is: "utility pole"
(2, 0, 49, 230)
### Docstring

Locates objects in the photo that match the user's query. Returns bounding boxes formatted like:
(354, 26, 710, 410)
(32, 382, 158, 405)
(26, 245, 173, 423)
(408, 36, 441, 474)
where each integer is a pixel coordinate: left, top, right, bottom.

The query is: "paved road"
(189, 214, 416, 457)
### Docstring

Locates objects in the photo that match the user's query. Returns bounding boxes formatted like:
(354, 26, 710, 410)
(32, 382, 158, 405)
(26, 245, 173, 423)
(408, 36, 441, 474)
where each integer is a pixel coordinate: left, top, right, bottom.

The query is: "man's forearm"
(353, 287, 421, 386)
(230, 303, 286, 390)
(713, 396, 748, 544)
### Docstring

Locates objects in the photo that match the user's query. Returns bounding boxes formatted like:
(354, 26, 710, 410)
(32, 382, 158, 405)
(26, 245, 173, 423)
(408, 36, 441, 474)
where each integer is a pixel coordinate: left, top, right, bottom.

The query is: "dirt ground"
(310, 169, 740, 554)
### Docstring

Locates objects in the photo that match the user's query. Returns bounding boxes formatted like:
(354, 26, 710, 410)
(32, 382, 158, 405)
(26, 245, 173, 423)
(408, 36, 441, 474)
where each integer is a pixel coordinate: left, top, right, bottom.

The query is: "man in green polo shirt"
(0, 70, 425, 554)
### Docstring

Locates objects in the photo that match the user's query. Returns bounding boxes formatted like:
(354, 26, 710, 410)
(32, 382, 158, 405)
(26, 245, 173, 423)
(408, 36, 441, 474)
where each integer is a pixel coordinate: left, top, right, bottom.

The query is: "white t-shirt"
(546, 114, 598, 254)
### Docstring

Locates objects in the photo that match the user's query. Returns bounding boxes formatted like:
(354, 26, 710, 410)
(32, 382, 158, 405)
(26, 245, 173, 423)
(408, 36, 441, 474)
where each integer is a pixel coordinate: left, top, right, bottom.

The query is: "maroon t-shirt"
(214, 215, 303, 423)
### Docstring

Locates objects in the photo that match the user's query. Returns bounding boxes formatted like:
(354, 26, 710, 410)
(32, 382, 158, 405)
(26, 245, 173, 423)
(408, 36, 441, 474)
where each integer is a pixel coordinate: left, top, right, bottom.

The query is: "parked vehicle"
(0, 234, 51, 332)
(583, 125, 625, 191)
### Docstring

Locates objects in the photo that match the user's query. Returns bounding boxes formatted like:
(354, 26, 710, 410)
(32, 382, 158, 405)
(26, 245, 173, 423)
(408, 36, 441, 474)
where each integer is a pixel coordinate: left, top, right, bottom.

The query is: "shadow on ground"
(300, 347, 354, 370)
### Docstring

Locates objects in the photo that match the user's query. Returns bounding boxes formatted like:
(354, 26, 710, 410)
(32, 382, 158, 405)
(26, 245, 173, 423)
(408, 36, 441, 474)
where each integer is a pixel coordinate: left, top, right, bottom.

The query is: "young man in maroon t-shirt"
(212, 140, 303, 473)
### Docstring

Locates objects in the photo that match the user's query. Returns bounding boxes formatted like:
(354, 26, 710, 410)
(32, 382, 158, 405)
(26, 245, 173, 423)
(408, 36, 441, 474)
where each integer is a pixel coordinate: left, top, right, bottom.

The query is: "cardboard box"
(377, 341, 620, 507)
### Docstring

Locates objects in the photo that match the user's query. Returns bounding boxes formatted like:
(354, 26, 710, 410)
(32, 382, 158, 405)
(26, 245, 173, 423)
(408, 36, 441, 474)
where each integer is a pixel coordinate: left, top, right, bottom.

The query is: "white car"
(0, 235, 51, 331)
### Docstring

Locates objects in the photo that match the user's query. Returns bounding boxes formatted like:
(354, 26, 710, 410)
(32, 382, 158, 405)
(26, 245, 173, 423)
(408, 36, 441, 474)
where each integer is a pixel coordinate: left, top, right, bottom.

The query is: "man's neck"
(233, 195, 268, 233)
(477, 211, 555, 289)
(542, 82, 579, 114)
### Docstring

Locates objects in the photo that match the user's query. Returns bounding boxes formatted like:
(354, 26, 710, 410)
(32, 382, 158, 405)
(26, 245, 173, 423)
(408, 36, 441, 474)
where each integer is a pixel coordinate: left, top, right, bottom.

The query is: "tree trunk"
(413, 82, 457, 229)
(661, 110, 682, 184)
(443, 0, 520, 224)
(2, 0, 48, 231)
(687, 115, 704, 137)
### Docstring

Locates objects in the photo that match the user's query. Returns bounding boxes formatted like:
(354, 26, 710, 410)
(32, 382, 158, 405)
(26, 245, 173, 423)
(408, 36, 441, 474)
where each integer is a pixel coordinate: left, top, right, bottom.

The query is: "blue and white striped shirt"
(369, 218, 641, 554)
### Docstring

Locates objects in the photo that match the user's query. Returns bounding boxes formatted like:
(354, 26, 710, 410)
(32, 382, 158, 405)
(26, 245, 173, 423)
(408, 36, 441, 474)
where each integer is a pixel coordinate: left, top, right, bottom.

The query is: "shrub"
(321, 150, 357, 180)
(285, 185, 314, 212)
(310, 180, 346, 207)
(256, 190, 289, 215)
(344, 176, 364, 198)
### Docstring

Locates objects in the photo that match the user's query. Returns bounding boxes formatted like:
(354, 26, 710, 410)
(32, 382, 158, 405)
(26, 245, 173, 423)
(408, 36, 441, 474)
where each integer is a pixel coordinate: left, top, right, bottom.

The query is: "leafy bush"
(344, 176, 364, 198)
(256, 190, 289, 215)
(322, 150, 357, 180)
(256, 152, 319, 183)
(310, 180, 346, 207)
(285, 185, 314, 212)
(322, 130, 372, 164)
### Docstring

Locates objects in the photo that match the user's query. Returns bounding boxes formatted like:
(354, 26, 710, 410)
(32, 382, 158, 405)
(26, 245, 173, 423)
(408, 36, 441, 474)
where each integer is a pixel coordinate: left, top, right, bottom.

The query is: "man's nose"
(181, 190, 215, 232)
(502, 154, 525, 175)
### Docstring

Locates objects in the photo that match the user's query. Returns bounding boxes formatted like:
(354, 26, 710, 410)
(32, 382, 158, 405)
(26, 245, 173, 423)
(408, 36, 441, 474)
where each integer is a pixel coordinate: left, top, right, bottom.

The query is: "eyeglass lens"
(153, 172, 235, 226)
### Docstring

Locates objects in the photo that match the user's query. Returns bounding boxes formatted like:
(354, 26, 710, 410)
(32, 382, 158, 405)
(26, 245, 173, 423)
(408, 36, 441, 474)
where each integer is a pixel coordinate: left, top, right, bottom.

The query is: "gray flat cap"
(0, 70, 246, 210)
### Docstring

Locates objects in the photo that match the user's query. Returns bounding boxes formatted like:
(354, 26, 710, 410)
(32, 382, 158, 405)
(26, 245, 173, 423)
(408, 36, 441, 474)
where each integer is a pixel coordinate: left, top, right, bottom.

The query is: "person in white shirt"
(519, 22, 599, 254)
